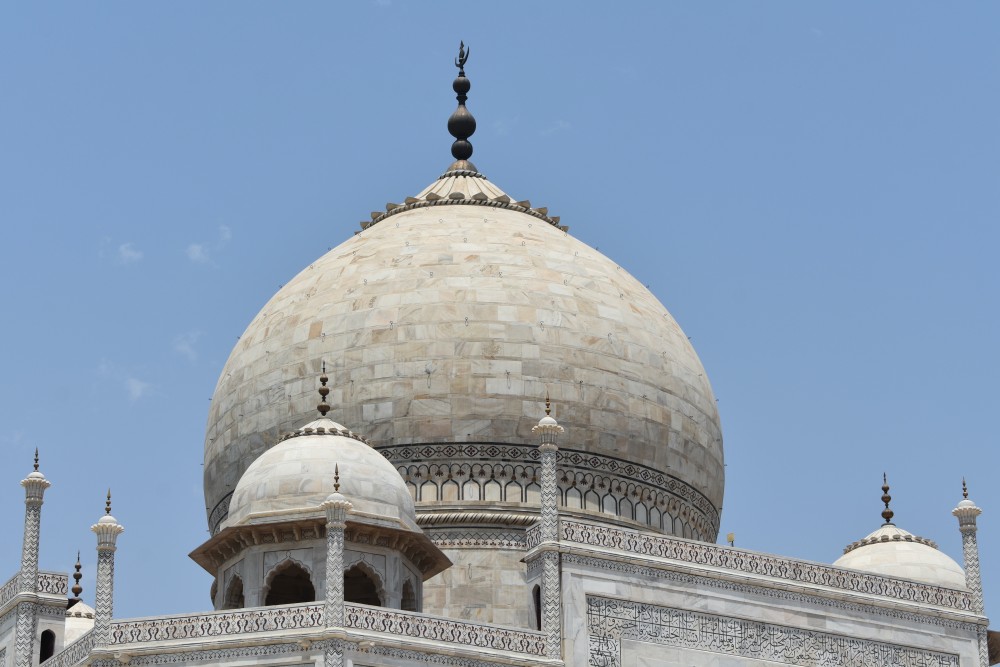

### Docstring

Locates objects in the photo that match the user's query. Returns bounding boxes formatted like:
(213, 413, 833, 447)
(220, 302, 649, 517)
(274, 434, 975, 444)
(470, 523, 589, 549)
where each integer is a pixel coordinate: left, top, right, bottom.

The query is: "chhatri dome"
(202, 43, 723, 624)
(833, 475, 967, 590)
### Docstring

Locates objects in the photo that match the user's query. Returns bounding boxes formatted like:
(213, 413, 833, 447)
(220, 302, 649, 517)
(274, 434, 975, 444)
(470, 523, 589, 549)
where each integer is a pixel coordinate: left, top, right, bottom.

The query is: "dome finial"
(334, 463, 341, 493)
(105, 489, 112, 515)
(545, 391, 552, 416)
(70, 550, 83, 601)
(33, 448, 39, 472)
(962, 477, 968, 499)
(447, 41, 477, 171)
(881, 473, 894, 525)
(317, 363, 331, 417)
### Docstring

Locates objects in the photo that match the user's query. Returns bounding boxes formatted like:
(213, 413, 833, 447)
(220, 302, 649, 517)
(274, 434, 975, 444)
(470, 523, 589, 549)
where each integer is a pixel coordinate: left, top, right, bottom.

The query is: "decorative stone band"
(587, 596, 960, 667)
(363, 184, 566, 232)
(278, 424, 370, 446)
(423, 528, 526, 549)
(844, 531, 938, 554)
(99, 602, 546, 658)
(560, 521, 975, 613)
(384, 443, 720, 541)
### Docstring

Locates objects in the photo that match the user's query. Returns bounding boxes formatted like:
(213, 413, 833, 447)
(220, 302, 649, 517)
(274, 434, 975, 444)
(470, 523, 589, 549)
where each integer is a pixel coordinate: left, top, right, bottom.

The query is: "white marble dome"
(834, 524, 967, 590)
(224, 417, 418, 532)
(204, 170, 723, 537)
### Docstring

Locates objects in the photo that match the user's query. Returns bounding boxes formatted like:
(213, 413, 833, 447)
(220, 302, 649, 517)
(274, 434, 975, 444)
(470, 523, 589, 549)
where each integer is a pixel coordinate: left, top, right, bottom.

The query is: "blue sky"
(1, 3, 998, 621)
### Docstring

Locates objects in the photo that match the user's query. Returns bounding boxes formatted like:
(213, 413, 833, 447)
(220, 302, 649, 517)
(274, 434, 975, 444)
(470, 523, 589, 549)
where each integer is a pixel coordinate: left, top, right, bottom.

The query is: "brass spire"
(447, 41, 477, 171)
(334, 463, 341, 493)
(317, 362, 331, 417)
(963, 477, 969, 500)
(33, 448, 39, 472)
(880, 473, 894, 525)
(70, 551, 83, 601)
(545, 392, 552, 416)
(105, 489, 112, 515)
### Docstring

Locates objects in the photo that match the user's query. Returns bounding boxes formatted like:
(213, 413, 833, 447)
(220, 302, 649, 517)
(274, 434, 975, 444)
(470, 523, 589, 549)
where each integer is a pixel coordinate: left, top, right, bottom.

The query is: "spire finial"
(447, 41, 477, 170)
(963, 477, 969, 499)
(545, 392, 552, 416)
(70, 551, 83, 600)
(105, 489, 112, 515)
(334, 463, 341, 493)
(317, 363, 331, 417)
(33, 448, 39, 471)
(880, 473, 894, 525)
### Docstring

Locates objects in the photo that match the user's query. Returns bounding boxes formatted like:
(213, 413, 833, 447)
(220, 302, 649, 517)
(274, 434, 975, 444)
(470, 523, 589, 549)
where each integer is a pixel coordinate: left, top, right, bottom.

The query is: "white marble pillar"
(15, 452, 50, 667)
(532, 402, 564, 660)
(952, 481, 986, 667)
(321, 475, 353, 667)
(91, 494, 125, 646)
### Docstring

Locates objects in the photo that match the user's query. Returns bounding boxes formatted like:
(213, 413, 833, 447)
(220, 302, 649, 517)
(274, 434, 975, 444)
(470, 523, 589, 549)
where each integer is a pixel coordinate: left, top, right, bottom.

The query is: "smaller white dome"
(65, 602, 96, 644)
(834, 524, 966, 590)
(97, 514, 119, 525)
(537, 415, 558, 427)
(225, 417, 417, 531)
(957, 499, 977, 510)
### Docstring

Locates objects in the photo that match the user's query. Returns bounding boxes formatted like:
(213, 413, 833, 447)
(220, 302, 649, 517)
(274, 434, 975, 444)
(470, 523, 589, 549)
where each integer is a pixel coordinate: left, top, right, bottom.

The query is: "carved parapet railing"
(108, 604, 324, 644)
(44, 631, 95, 667)
(344, 603, 547, 656)
(526, 524, 541, 550)
(37, 570, 68, 595)
(561, 520, 974, 612)
(0, 573, 16, 608)
(0, 570, 68, 614)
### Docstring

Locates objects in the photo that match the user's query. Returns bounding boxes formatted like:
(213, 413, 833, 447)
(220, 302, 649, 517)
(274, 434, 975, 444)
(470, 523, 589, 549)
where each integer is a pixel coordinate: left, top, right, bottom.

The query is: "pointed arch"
(263, 559, 315, 606)
(39, 630, 56, 663)
(223, 574, 245, 609)
(401, 578, 417, 612)
(344, 561, 384, 607)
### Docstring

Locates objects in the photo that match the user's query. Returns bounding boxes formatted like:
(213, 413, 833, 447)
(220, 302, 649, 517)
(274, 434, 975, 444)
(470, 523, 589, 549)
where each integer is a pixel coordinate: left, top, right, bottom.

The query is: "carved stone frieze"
(587, 596, 960, 667)
(564, 555, 976, 631)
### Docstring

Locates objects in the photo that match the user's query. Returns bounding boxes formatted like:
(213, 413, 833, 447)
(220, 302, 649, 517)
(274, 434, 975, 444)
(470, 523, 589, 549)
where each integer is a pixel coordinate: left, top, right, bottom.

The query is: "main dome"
(203, 169, 724, 538)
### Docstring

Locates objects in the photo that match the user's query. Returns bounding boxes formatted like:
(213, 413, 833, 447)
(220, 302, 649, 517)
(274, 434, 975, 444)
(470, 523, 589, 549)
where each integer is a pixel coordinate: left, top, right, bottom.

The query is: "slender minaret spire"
(953, 480, 987, 666)
(68, 551, 84, 608)
(92, 490, 125, 646)
(532, 396, 565, 660)
(321, 465, 353, 667)
(15, 451, 51, 667)
(880, 473, 894, 525)
(447, 41, 477, 172)
(318, 363, 331, 417)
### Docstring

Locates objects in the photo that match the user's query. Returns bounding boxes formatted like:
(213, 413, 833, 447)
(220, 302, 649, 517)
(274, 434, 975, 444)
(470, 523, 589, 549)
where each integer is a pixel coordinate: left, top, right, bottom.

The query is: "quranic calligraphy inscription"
(587, 596, 959, 667)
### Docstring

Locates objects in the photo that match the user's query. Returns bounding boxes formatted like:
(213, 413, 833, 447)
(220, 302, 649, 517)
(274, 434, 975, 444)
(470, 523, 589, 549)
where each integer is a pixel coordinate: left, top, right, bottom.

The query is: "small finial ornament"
(545, 392, 552, 416)
(334, 463, 341, 493)
(317, 363, 331, 417)
(34, 448, 39, 472)
(447, 41, 477, 170)
(105, 489, 112, 515)
(71, 551, 83, 600)
(881, 473, 894, 525)
(963, 477, 969, 500)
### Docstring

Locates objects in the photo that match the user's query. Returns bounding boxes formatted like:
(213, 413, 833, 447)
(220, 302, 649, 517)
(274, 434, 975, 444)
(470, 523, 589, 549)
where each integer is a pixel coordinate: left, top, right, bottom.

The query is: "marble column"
(15, 452, 50, 667)
(321, 475, 353, 667)
(92, 494, 125, 646)
(952, 481, 986, 667)
(532, 403, 564, 660)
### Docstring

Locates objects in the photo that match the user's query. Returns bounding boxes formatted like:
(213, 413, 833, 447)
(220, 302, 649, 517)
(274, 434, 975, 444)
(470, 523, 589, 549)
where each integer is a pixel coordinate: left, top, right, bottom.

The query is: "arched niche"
(40, 629, 56, 663)
(401, 579, 417, 612)
(344, 562, 384, 607)
(223, 574, 245, 609)
(264, 560, 315, 606)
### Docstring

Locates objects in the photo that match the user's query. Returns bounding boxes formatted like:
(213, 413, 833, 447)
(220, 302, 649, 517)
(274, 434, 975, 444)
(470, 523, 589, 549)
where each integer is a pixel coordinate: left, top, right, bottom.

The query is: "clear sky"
(1, 2, 998, 622)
